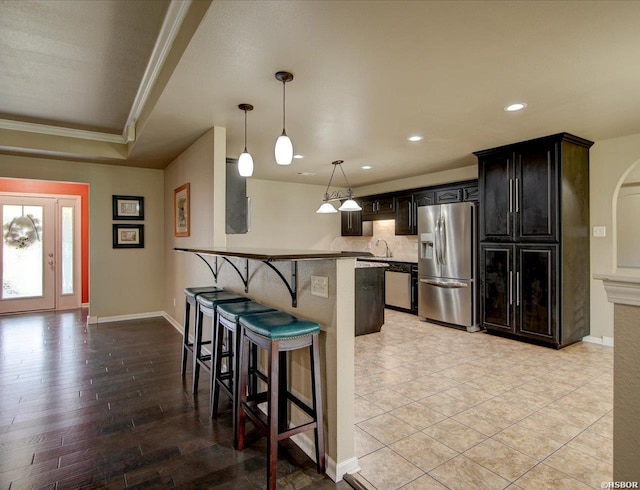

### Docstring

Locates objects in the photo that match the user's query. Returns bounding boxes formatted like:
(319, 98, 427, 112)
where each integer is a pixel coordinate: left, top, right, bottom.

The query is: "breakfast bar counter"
(173, 246, 370, 482)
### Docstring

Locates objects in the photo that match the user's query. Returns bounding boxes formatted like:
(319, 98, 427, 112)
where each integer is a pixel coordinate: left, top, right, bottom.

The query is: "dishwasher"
(385, 262, 412, 311)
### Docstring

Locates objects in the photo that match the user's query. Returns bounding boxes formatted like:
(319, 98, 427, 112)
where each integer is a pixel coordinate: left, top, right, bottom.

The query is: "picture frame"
(174, 183, 190, 237)
(112, 224, 144, 249)
(112, 195, 144, 220)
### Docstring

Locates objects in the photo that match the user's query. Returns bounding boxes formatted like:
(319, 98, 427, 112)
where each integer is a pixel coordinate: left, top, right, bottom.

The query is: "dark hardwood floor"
(0, 310, 350, 489)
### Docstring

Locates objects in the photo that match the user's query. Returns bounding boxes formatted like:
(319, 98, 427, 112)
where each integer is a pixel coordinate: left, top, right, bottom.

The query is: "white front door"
(0, 196, 56, 313)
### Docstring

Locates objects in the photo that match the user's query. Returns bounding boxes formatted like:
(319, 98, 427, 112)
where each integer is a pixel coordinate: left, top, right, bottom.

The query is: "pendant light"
(238, 103, 254, 177)
(274, 71, 294, 165)
(316, 160, 362, 213)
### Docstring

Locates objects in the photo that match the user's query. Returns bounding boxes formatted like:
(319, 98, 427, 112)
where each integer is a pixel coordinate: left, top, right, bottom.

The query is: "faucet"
(375, 239, 392, 258)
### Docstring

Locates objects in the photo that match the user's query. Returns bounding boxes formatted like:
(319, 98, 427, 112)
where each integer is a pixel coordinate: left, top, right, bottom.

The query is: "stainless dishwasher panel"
(385, 270, 412, 310)
(418, 277, 474, 328)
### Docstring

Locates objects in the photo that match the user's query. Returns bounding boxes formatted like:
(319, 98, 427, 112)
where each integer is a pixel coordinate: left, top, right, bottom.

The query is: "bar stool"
(193, 291, 249, 395)
(212, 301, 277, 436)
(182, 286, 221, 376)
(236, 311, 325, 490)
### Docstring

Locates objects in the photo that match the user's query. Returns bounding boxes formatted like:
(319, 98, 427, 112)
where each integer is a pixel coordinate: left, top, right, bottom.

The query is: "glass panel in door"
(0, 196, 55, 313)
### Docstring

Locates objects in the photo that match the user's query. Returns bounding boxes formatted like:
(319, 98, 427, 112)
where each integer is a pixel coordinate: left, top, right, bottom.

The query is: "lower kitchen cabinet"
(480, 244, 559, 345)
(355, 266, 385, 336)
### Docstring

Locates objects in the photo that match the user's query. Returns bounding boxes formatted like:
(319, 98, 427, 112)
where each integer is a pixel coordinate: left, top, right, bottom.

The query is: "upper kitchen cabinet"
(341, 207, 364, 236)
(476, 133, 591, 243)
(361, 195, 395, 220)
(395, 190, 434, 235)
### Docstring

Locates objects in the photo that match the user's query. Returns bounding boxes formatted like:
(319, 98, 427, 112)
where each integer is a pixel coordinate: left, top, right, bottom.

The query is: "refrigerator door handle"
(439, 216, 446, 265)
(435, 218, 442, 264)
(420, 278, 469, 288)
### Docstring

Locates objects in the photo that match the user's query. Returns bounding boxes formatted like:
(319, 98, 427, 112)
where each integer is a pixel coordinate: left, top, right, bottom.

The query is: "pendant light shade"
(338, 199, 362, 212)
(275, 132, 293, 166)
(316, 160, 362, 214)
(274, 71, 294, 165)
(316, 202, 338, 214)
(238, 103, 254, 177)
(238, 151, 253, 177)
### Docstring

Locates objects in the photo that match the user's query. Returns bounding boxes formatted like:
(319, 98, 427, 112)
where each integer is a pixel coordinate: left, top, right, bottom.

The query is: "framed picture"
(113, 195, 144, 220)
(113, 224, 144, 248)
(174, 183, 190, 237)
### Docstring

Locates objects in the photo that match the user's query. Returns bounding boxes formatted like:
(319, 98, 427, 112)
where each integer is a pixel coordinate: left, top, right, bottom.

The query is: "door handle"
(516, 271, 520, 306)
(509, 271, 513, 305)
(509, 179, 513, 213)
(440, 218, 447, 265)
(515, 178, 519, 213)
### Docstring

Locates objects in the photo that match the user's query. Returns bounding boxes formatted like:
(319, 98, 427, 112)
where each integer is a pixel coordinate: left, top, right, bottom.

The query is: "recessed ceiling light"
(408, 135, 423, 142)
(293, 154, 304, 159)
(297, 172, 316, 176)
(505, 102, 527, 112)
(361, 166, 372, 170)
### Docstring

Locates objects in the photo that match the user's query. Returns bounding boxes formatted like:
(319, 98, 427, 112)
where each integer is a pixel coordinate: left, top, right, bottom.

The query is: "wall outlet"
(593, 226, 606, 237)
(311, 276, 329, 298)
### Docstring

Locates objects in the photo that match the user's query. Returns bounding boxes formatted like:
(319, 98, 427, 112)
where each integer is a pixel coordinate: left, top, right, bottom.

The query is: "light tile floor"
(354, 309, 613, 490)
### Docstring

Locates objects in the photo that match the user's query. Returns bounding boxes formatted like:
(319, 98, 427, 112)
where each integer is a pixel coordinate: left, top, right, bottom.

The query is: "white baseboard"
(162, 311, 182, 333)
(582, 335, 614, 347)
(290, 432, 359, 482)
(89, 311, 167, 324)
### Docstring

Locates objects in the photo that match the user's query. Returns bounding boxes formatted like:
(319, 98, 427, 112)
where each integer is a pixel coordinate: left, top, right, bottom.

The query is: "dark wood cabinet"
(478, 141, 558, 242)
(435, 188, 462, 204)
(341, 208, 363, 236)
(355, 266, 385, 336)
(463, 185, 479, 202)
(394, 190, 435, 235)
(361, 195, 395, 219)
(481, 244, 557, 343)
(475, 133, 592, 348)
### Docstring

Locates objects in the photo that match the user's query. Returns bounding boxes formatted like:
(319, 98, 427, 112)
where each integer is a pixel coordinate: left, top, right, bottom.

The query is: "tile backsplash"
(330, 219, 418, 261)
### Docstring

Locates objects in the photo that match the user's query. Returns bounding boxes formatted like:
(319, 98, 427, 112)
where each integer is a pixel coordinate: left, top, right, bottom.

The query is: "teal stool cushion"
(185, 286, 222, 298)
(196, 291, 248, 309)
(240, 311, 320, 340)
(217, 301, 276, 323)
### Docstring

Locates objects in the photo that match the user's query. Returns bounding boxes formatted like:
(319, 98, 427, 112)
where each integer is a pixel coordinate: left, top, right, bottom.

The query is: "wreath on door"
(3, 215, 41, 249)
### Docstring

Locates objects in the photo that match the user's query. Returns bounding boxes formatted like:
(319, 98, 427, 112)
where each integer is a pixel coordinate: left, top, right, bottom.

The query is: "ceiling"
(2, 0, 640, 187)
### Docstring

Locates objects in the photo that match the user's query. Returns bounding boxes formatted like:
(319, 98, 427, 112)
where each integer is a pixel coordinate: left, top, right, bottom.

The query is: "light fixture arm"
(321, 160, 357, 202)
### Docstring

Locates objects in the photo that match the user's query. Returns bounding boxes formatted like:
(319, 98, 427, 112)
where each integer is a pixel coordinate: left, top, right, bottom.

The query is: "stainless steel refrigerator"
(418, 202, 479, 332)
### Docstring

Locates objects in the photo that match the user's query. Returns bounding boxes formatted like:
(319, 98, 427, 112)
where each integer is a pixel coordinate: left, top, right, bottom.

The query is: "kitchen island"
(174, 246, 371, 482)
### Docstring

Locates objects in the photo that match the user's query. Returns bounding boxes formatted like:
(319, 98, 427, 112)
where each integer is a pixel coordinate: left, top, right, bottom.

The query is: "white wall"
(589, 133, 640, 341)
(0, 154, 164, 320)
(226, 178, 340, 250)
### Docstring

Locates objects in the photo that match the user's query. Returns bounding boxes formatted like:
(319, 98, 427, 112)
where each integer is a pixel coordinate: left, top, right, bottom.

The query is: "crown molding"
(0, 119, 127, 144)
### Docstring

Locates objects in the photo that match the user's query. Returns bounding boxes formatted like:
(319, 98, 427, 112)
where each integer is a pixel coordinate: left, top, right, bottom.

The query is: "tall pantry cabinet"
(474, 133, 593, 348)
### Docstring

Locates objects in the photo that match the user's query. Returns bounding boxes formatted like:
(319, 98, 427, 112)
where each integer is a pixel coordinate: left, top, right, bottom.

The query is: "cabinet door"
(435, 188, 462, 204)
(479, 152, 515, 242)
(394, 194, 413, 235)
(480, 244, 514, 333)
(515, 245, 557, 343)
(377, 196, 396, 214)
(414, 191, 434, 207)
(516, 142, 558, 242)
(341, 210, 362, 236)
(360, 199, 376, 219)
(463, 186, 479, 202)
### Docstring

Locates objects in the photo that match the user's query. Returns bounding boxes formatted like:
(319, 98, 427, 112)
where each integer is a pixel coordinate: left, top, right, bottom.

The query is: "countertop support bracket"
(222, 257, 249, 293)
(196, 253, 219, 282)
(262, 261, 298, 307)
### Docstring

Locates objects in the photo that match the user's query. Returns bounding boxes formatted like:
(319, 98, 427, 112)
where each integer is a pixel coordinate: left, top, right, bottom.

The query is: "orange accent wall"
(0, 178, 89, 304)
